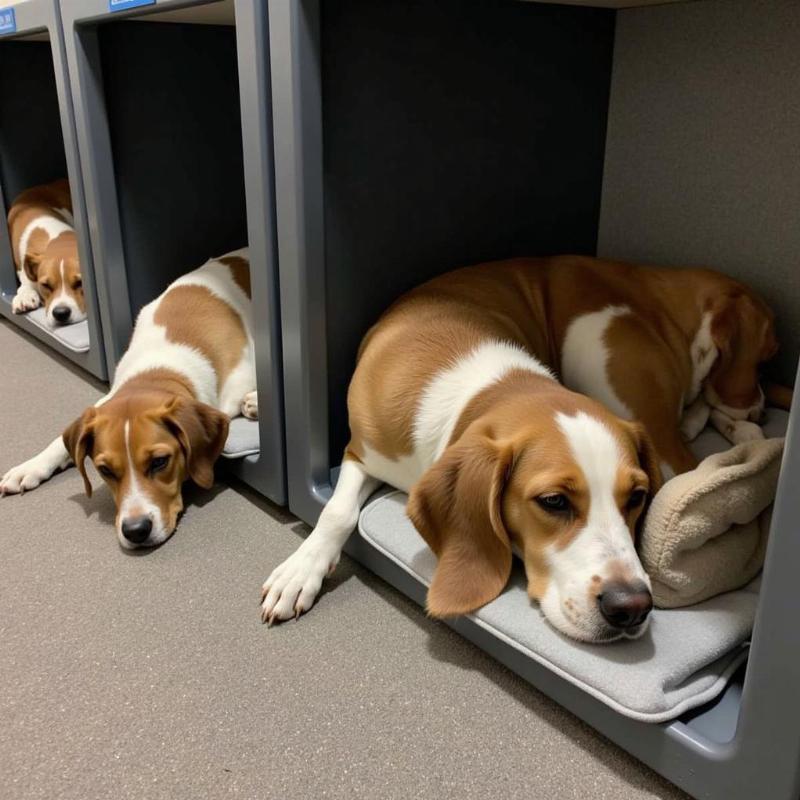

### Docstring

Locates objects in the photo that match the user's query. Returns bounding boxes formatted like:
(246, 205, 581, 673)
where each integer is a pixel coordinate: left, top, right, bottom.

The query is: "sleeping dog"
(261, 256, 788, 641)
(0, 249, 257, 549)
(7, 179, 86, 327)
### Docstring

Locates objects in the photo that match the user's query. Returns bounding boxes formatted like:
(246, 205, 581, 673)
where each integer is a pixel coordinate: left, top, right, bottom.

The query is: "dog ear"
(625, 421, 663, 498)
(162, 398, 229, 489)
(407, 433, 513, 618)
(62, 408, 97, 497)
(23, 251, 43, 283)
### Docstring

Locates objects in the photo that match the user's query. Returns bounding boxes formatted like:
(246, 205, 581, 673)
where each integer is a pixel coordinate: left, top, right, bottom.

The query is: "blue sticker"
(108, 0, 156, 12)
(0, 7, 16, 35)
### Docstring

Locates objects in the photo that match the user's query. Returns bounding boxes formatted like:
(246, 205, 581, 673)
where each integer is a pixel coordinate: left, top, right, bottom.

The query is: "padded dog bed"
(222, 416, 260, 459)
(25, 308, 90, 353)
(357, 410, 789, 723)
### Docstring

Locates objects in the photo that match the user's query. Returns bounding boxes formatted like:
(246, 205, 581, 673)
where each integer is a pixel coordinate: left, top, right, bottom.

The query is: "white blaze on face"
(538, 411, 651, 642)
(46, 259, 86, 327)
(117, 420, 164, 549)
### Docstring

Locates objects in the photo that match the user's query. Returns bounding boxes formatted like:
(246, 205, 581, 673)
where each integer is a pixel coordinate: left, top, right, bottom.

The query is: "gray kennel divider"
(0, 0, 106, 379)
(270, 1, 800, 799)
(61, 0, 285, 504)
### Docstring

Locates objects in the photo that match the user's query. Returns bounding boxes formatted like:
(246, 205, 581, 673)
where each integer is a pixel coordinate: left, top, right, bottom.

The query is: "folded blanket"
(640, 437, 785, 608)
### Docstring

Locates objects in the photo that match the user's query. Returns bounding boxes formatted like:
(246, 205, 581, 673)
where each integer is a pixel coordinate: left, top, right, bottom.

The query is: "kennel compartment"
(269, 1, 800, 798)
(61, 0, 284, 503)
(0, 0, 106, 377)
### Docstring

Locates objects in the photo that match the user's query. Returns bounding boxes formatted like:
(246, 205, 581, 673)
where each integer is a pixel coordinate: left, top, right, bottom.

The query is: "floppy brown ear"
(163, 398, 229, 489)
(23, 251, 42, 283)
(626, 421, 663, 497)
(709, 292, 747, 364)
(62, 408, 97, 497)
(407, 433, 513, 618)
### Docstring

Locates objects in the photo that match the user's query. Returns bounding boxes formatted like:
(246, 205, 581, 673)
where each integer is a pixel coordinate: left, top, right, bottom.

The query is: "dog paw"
(11, 285, 41, 314)
(0, 459, 48, 495)
(260, 542, 339, 625)
(729, 420, 765, 445)
(241, 391, 258, 420)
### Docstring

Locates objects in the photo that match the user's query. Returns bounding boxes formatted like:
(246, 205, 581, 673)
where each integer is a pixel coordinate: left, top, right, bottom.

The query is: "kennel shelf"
(269, 1, 800, 798)
(61, 0, 284, 503)
(0, 0, 106, 378)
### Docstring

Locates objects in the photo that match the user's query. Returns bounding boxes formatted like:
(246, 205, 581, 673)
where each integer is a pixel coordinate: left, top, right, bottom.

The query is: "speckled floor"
(0, 319, 689, 800)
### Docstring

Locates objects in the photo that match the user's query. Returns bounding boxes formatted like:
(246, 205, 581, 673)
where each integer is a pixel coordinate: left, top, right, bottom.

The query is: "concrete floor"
(0, 319, 689, 800)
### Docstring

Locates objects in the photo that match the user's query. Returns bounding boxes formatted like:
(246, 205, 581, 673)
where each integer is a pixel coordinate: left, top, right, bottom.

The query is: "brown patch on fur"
(218, 255, 251, 299)
(154, 285, 247, 391)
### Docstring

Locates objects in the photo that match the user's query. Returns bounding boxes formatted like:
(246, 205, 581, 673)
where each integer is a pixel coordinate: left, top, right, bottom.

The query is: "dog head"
(407, 391, 661, 643)
(25, 232, 86, 327)
(63, 393, 229, 549)
(704, 289, 779, 422)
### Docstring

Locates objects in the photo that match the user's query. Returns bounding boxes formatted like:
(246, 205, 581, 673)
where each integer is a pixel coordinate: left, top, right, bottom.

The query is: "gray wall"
(598, 0, 800, 386)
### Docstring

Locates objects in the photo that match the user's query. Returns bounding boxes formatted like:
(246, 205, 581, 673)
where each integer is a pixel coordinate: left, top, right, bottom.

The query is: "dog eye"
(627, 489, 647, 510)
(150, 455, 169, 474)
(97, 465, 116, 480)
(72, 278, 82, 290)
(536, 493, 571, 514)
(39, 281, 52, 292)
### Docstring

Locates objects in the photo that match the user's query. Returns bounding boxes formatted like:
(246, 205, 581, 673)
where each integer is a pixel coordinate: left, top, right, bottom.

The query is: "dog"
(0, 249, 257, 549)
(261, 266, 665, 642)
(260, 255, 789, 639)
(7, 179, 86, 327)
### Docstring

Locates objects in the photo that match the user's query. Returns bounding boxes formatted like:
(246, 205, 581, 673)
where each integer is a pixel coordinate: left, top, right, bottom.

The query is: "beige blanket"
(640, 438, 785, 608)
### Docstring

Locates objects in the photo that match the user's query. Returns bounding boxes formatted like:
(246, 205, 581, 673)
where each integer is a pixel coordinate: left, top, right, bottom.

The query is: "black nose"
(598, 582, 653, 629)
(121, 515, 153, 544)
(52, 305, 71, 323)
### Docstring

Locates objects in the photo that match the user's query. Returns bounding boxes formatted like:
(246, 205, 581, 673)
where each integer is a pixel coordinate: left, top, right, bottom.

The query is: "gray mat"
(222, 415, 260, 458)
(25, 307, 91, 352)
(358, 411, 789, 724)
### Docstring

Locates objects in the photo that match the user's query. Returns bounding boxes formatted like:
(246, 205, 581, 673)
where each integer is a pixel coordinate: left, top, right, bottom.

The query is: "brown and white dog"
(260, 255, 788, 641)
(0, 249, 257, 549)
(8, 179, 86, 327)
(262, 261, 669, 642)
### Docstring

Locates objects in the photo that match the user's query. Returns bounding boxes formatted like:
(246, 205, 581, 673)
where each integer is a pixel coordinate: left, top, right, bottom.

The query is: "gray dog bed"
(358, 411, 789, 723)
(222, 416, 260, 459)
(26, 308, 90, 352)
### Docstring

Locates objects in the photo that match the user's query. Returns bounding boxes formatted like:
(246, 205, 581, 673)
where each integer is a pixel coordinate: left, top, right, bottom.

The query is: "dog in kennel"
(0, 248, 258, 550)
(261, 255, 792, 641)
(7, 178, 86, 327)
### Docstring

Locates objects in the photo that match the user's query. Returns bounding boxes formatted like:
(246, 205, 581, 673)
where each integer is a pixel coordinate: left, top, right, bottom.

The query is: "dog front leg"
(0, 436, 72, 495)
(709, 409, 765, 445)
(260, 458, 381, 624)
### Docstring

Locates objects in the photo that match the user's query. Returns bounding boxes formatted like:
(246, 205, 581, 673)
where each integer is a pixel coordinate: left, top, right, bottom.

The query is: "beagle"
(261, 266, 665, 642)
(0, 249, 257, 549)
(7, 179, 86, 327)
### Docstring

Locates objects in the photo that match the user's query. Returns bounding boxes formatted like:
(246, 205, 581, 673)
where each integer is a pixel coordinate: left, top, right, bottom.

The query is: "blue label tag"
(0, 7, 16, 35)
(108, 0, 156, 12)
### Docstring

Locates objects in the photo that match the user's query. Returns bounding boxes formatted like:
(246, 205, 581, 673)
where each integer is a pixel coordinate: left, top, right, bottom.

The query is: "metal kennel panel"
(0, 0, 106, 378)
(61, 0, 285, 504)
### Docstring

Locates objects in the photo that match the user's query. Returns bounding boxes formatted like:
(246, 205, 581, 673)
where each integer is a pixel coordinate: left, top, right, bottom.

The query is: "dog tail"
(765, 382, 794, 411)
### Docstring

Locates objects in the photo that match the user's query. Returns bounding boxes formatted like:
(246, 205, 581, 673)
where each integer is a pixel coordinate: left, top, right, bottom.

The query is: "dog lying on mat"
(261, 256, 790, 642)
(0, 249, 257, 549)
(7, 179, 86, 327)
